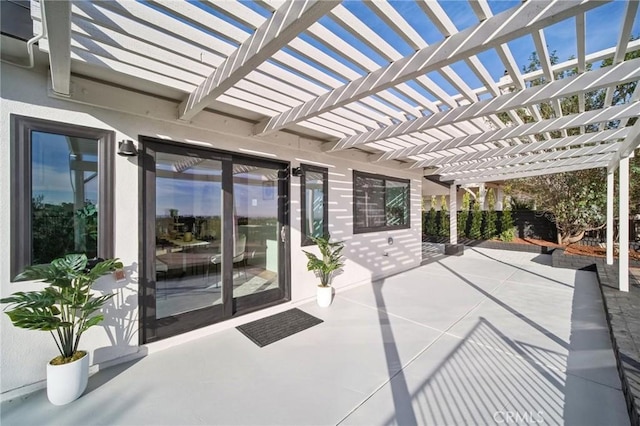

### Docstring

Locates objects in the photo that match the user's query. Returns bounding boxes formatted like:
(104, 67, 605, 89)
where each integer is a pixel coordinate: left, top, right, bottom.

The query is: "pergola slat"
(178, 0, 340, 121)
(412, 127, 630, 169)
(600, 0, 639, 119)
(444, 153, 613, 181)
(254, 0, 606, 136)
(405, 103, 639, 167)
(40, 0, 71, 96)
(332, 56, 640, 152)
(608, 123, 640, 172)
(452, 161, 611, 185)
(27, 0, 639, 183)
(435, 142, 619, 176)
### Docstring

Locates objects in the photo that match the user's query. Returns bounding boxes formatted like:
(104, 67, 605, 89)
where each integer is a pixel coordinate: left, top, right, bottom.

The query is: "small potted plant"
(302, 235, 345, 307)
(1, 254, 122, 405)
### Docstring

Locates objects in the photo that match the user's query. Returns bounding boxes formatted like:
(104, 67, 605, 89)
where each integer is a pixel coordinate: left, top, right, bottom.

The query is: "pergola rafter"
(177, 0, 341, 121)
(29, 0, 639, 183)
(392, 102, 640, 166)
(413, 127, 630, 169)
(444, 153, 614, 182)
(434, 142, 619, 176)
(39, 0, 71, 96)
(343, 57, 640, 155)
(253, 0, 607, 136)
(451, 160, 612, 185)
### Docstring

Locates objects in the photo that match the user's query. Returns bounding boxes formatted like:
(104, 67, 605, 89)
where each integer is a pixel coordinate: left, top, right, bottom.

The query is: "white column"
(619, 156, 629, 292)
(606, 171, 614, 265)
(449, 184, 457, 244)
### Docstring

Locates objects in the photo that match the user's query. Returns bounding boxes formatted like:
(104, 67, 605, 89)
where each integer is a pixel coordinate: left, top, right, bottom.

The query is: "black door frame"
(138, 136, 291, 344)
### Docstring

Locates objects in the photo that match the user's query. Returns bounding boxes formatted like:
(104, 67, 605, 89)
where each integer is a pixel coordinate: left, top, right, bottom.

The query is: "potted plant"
(0, 254, 122, 405)
(302, 235, 345, 307)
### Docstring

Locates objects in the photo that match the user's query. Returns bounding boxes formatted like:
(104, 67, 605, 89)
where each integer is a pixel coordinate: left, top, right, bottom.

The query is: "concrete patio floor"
(0, 247, 630, 425)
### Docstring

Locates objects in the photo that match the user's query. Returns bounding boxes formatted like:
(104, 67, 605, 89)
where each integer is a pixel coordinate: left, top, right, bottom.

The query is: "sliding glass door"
(154, 152, 223, 319)
(140, 139, 289, 343)
(231, 160, 284, 311)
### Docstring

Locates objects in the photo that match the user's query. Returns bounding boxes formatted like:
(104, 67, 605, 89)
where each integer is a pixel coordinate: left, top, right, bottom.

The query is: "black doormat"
(236, 308, 323, 347)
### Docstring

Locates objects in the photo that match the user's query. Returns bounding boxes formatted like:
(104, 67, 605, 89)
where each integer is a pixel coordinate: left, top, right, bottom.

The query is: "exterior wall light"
(291, 167, 303, 177)
(117, 139, 139, 156)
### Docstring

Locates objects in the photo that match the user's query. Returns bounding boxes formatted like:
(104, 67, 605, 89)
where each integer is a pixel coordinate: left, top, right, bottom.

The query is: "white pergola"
(30, 0, 639, 291)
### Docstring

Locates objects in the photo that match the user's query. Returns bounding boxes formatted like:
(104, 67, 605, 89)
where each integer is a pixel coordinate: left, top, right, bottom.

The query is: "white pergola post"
(449, 183, 457, 244)
(606, 171, 614, 265)
(619, 156, 629, 292)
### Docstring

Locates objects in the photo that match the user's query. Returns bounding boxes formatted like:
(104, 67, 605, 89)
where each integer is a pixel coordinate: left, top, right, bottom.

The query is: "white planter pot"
(317, 286, 333, 307)
(46, 352, 89, 405)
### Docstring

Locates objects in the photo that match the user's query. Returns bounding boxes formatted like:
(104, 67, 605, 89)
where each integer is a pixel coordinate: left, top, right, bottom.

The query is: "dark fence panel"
(510, 210, 557, 241)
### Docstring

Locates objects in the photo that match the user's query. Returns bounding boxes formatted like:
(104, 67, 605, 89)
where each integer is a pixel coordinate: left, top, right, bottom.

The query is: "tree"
(438, 195, 449, 237)
(426, 196, 437, 236)
(458, 192, 470, 238)
(469, 200, 483, 239)
(513, 169, 607, 244)
(499, 197, 515, 242)
(509, 39, 640, 243)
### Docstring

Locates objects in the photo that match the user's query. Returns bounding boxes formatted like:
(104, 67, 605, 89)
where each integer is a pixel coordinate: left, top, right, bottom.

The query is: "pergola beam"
(608, 122, 640, 172)
(445, 153, 612, 181)
(41, 0, 71, 96)
(398, 102, 639, 166)
(600, 0, 639, 113)
(412, 127, 630, 169)
(178, 0, 339, 121)
(334, 56, 640, 152)
(435, 142, 618, 176)
(451, 159, 611, 185)
(254, 0, 607, 136)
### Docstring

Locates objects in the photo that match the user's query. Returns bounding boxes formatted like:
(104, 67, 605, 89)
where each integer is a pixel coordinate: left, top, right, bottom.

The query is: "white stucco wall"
(0, 63, 423, 397)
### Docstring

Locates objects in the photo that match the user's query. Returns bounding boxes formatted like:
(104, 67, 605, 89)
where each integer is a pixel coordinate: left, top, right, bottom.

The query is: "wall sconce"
(291, 167, 303, 177)
(117, 139, 139, 156)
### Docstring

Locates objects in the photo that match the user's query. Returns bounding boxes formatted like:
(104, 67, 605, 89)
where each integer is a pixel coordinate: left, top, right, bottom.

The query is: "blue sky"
(177, 1, 639, 101)
(243, 0, 639, 103)
(32, 132, 98, 206)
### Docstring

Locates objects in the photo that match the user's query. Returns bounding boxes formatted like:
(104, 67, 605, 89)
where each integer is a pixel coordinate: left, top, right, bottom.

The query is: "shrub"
(499, 198, 515, 242)
(483, 188, 497, 239)
(469, 200, 483, 239)
(426, 207, 437, 236)
(438, 195, 449, 237)
(458, 192, 470, 238)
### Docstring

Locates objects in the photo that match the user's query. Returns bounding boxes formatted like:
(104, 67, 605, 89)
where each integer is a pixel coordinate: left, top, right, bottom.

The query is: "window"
(353, 171, 410, 234)
(300, 164, 328, 246)
(11, 115, 115, 280)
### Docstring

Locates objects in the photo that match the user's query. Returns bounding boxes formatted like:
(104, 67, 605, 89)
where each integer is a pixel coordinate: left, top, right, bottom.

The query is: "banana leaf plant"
(1, 254, 122, 364)
(302, 235, 345, 287)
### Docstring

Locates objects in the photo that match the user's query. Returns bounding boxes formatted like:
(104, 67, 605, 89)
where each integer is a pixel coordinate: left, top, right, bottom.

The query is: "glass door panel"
(232, 164, 281, 301)
(154, 153, 223, 319)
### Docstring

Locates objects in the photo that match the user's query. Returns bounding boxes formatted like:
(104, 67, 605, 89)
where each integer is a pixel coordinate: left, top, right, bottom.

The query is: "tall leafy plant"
(1, 254, 122, 363)
(469, 200, 483, 239)
(438, 195, 449, 237)
(426, 196, 438, 236)
(458, 192, 470, 238)
(500, 197, 515, 242)
(484, 189, 497, 239)
(302, 235, 345, 287)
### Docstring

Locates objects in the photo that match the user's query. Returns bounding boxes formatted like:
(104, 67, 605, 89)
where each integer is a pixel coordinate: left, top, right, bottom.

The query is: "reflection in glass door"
(141, 138, 289, 343)
(232, 163, 281, 305)
(154, 153, 223, 319)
